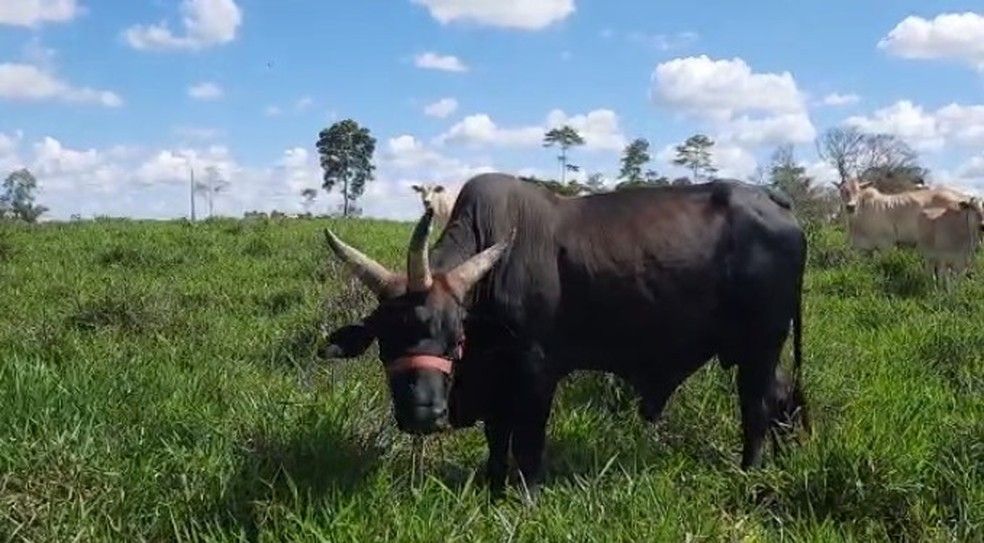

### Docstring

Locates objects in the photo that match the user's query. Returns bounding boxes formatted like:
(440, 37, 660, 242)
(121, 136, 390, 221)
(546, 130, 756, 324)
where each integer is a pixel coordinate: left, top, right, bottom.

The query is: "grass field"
(1, 217, 982, 541)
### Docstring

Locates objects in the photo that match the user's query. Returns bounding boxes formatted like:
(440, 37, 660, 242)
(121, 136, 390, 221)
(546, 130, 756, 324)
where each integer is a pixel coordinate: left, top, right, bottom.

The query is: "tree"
(316, 119, 376, 218)
(543, 126, 585, 184)
(816, 126, 865, 184)
(644, 170, 668, 186)
(301, 188, 318, 214)
(619, 138, 651, 184)
(198, 165, 230, 218)
(519, 175, 586, 197)
(768, 145, 838, 224)
(614, 169, 669, 191)
(584, 172, 607, 194)
(672, 134, 717, 181)
(671, 177, 692, 186)
(1, 169, 47, 223)
(816, 127, 926, 193)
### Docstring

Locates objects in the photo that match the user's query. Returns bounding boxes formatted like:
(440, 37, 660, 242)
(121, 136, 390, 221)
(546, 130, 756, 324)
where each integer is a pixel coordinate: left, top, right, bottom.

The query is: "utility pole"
(189, 166, 197, 222)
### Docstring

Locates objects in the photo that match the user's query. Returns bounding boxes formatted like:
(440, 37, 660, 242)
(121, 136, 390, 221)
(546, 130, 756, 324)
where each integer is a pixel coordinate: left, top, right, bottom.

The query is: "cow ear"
(411, 185, 423, 193)
(433, 185, 446, 193)
(321, 322, 376, 359)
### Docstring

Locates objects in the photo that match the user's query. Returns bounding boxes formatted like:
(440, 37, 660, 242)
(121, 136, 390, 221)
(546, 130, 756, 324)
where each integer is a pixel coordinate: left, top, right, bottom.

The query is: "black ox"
(322, 173, 808, 494)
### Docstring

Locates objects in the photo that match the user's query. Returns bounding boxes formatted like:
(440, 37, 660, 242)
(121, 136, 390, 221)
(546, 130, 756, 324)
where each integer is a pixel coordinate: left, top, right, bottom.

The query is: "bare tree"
(816, 127, 926, 192)
(816, 127, 865, 184)
(197, 166, 230, 217)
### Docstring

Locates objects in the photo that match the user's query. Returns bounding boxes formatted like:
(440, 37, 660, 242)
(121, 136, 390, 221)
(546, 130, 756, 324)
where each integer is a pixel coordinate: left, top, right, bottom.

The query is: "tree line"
(0, 118, 932, 224)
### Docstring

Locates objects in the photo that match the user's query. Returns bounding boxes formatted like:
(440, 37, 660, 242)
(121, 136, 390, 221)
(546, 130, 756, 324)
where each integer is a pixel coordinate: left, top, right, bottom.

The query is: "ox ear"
(433, 185, 446, 193)
(411, 184, 423, 193)
(321, 322, 376, 360)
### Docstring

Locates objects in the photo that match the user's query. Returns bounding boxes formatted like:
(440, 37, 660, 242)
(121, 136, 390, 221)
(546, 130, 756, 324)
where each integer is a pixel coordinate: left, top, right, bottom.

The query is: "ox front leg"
(511, 374, 557, 502)
(737, 357, 778, 470)
(483, 419, 511, 498)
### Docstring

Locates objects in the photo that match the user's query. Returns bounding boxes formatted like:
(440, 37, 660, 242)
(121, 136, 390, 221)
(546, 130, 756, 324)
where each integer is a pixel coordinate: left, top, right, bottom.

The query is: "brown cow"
(836, 177, 968, 252)
(917, 197, 984, 287)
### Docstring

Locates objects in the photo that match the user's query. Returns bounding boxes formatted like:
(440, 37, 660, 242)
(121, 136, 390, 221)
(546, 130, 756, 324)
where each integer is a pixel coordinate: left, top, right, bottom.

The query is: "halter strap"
(386, 335, 465, 376)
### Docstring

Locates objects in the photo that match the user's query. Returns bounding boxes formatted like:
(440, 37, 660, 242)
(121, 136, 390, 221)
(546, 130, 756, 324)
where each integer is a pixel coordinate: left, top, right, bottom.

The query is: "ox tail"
(792, 237, 811, 436)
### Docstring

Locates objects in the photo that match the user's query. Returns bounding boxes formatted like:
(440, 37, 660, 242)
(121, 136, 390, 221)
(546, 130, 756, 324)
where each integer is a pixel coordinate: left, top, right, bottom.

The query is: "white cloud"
(0, 0, 79, 27)
(135, 145, 236, 186)
(545, 109, 626, 151)
(188, 82, 223, 100)
(294, 96, 314, 111)
(0, 63, 122, 107)
(878, 12, 984, 71)
(651, 55, 806, 121)
(0, 131, 24, 172)
(719, 113, 816, 147)
(124, 0, 242, 52)
(414, 52, 469, 72)
(711, 143, 758, 179)
(935, 103, 984, 147)
(424, 97, 459, 118)
(264, 105, 282, 117)
(651, 55, 815, 154)
(440, 108, 626, 151)
(412, 0, 574, 30)
(440, 114, 543, 147)
(32, 137, 103, 175)
(627, 31, 699, 51)
(844, 100, 984, 152)
(957, 154, 984, 180)
(805, 160, 840, 186)
(820, 93, 860, 107)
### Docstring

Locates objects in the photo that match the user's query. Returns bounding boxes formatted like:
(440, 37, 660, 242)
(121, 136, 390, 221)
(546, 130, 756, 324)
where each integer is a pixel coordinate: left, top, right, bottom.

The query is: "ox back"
(432, 173, 807, 491)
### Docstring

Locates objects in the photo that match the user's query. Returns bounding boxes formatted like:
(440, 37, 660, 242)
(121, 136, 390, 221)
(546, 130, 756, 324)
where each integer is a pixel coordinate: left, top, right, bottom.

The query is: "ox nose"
(396, 403, 449, 435)
(845, 204, 856, 214)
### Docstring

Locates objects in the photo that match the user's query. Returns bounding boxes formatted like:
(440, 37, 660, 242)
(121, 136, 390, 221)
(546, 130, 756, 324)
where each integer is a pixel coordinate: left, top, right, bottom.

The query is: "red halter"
(387, 335, 465, 376)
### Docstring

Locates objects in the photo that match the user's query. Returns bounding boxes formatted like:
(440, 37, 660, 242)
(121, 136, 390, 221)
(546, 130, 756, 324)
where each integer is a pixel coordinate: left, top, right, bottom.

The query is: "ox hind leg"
(722, 342, 785, 470)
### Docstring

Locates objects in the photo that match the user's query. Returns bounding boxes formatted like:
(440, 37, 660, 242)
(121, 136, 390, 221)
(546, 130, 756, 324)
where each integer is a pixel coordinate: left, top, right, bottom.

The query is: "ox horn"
(324, 229, 399, 298)
(407, 209, 434, 291)
(446, 228, 516, 297)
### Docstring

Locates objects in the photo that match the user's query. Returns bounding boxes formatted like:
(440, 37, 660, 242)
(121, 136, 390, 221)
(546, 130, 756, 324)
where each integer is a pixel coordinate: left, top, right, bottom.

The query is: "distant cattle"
(411, 184, 455, 229)
(322, 173, 808, 496)
(917, 198, 984, 286)
(836, 177, 968, 252)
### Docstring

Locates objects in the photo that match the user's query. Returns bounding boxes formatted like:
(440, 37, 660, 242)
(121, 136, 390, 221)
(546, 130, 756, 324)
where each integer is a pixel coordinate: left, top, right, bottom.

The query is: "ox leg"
(736, 350, 780, 470)
(638, 368, 690, 424)
(483, 419, 511, 497)
(511, 375, 557, 501)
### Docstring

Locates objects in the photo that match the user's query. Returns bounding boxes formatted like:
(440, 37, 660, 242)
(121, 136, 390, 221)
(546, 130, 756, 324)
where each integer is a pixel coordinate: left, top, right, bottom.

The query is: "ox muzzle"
(386, 341, 464, 435)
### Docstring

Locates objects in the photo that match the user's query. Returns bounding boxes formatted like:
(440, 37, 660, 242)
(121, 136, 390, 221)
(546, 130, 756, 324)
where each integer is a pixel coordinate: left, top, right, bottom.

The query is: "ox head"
(835, 177, 872, 214)
(320, 210, 512, 434)
(411, 184, 446, 213)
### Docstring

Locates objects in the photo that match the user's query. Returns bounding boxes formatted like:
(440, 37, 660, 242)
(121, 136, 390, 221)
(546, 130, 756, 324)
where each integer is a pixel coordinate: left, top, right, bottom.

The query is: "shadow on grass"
(210, 411, 387, 539)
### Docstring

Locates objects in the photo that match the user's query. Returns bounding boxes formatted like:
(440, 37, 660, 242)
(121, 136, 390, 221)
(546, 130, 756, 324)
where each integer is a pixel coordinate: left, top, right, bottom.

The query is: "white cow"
(836, 177, 968, 252)
(412, 184, 455, 229)
(917, 198, 984, 286)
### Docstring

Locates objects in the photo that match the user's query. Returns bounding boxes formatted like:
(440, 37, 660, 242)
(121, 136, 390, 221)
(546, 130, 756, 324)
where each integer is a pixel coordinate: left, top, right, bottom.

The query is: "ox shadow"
(211, 414, 387, 538)
(539, 371, 739, 486)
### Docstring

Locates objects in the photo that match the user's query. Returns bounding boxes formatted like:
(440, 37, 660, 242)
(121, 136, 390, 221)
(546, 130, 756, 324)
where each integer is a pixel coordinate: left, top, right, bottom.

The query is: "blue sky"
(1, 1, 982, 219)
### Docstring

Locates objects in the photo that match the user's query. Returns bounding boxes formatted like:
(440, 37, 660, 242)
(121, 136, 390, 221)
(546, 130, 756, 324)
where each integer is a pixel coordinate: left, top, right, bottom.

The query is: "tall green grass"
(0, 218, 981, 541)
